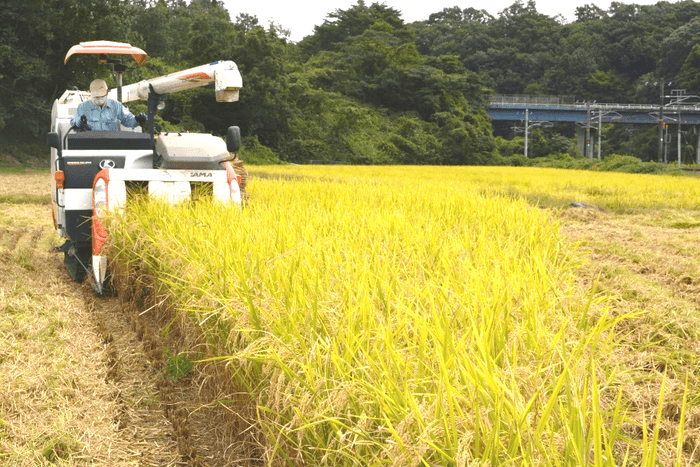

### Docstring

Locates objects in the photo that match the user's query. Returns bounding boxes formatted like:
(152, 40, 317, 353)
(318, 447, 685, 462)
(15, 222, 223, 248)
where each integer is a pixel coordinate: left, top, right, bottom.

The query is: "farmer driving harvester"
(70, 78, 147, 131)
(49, 41, 252, 292)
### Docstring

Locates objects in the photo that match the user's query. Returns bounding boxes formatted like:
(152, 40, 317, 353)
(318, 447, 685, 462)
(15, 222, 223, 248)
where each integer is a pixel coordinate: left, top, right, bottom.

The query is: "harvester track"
(0, 199, 256, 465)
(82, 277, 260, 466)
(105, 270, 264, 466)
(0, 217, 180, 464)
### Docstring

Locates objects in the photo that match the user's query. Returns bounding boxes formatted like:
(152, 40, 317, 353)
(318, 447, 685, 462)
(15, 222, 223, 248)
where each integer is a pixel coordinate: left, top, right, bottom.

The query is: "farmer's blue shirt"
(71, 99, 138, 131)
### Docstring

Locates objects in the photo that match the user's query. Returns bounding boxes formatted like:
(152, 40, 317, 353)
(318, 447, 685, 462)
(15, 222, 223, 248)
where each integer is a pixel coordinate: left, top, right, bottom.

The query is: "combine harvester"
(47, 41, 243, 294)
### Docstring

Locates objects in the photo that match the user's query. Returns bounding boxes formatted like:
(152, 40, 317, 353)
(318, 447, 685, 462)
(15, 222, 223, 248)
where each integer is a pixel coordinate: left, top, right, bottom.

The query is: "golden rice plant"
(254, 165, 700, 212)
(106, 167, 658, 465)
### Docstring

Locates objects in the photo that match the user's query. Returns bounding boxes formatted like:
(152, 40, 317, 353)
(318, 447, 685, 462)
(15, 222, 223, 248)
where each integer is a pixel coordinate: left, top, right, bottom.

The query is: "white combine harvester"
(47, 41, 244, 294)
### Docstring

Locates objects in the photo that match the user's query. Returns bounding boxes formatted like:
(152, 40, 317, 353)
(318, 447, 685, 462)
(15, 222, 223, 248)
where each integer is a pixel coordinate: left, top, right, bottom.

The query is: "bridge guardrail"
(489, 96, 700, 112)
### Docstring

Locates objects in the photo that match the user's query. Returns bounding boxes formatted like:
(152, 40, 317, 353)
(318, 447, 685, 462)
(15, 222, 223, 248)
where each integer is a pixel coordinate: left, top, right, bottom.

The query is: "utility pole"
(678, 107, 682, 168)
(658, 81, 664, 163)
(672, 89, 686, 168)
(597, 111, 603, 160)
(524, 108, 529, 158)
(585, 102, 591, 159)
(512, 111, 551, 158)
(666, 89, 700, 167)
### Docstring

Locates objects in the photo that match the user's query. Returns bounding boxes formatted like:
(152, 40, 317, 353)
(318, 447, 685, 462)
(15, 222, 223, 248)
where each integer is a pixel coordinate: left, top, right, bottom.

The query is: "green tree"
(586, 69, 626, 103)
(190, 21, 293, 146)
(184, 0, 234, 63)
(0, 0, 138, 139)
(575, 4, 607, 22)
(131, 0, 178, 60)
(299, 1, 408, 56)
(676, 44, 700, 90)
(659, 16, 700, 78)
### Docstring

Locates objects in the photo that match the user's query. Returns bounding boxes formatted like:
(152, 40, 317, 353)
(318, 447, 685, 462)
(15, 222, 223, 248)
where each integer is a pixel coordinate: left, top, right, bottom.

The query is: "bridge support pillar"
(576, 127, 585, 157)
(576, 126, 597, 158)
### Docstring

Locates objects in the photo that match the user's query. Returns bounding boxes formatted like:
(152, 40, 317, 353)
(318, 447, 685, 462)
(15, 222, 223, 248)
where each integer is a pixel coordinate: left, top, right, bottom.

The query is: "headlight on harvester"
(94, 178, 107, 216)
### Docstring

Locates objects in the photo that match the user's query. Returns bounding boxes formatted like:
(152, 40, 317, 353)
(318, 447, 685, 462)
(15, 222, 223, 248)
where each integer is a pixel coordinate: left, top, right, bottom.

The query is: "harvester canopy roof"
(64, 41, 148, 67)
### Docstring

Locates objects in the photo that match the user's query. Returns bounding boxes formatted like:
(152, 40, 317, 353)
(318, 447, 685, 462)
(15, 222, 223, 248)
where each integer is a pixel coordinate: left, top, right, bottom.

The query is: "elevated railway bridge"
(486, 95, 700, 164)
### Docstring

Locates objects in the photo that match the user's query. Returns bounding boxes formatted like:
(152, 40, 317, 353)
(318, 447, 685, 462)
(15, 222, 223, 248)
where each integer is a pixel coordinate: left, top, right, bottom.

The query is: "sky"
(219, 0, 680, 42)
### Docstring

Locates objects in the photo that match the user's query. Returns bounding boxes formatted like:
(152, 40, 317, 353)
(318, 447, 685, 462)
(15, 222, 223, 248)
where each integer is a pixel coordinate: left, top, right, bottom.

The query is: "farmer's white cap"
(89, 79, 108, 97)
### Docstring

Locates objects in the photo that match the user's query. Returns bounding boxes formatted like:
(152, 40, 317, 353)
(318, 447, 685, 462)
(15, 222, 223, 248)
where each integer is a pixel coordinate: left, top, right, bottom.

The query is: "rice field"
(254, 165, 700, 212)
(105, 166, 700, 465)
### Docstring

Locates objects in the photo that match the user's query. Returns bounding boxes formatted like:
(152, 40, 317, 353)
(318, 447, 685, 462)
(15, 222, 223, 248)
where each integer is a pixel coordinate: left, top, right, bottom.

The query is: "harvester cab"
(48, 41, 244, 294)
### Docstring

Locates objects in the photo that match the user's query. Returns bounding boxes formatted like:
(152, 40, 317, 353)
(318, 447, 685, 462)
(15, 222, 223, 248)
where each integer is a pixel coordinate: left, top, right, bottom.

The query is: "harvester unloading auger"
(48, 41, 244, 294)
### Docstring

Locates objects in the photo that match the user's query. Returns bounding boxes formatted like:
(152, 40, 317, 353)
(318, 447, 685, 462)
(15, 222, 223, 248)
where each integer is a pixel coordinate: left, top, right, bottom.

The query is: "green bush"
(595, 154, 672, 174)
(494, 136, 523, 157)
(525, 153, 681, 175)
(526, 153, 596, 170)
(240, 135, 282, 165)
(158, 115, 206, 134)
(505, 154, 529, 166)
(0, 142, 49, 168)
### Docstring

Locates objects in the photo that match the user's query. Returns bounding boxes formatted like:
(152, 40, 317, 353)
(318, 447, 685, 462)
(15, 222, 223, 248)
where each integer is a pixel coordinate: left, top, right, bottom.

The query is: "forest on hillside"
(3, 0, 700, 165)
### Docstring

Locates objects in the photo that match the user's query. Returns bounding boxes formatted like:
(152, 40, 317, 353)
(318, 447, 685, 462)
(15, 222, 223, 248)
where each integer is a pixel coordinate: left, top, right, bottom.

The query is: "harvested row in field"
(0, 196, 183, 466)
(105, 167, 645, 465)
(0, 171, 254, 466)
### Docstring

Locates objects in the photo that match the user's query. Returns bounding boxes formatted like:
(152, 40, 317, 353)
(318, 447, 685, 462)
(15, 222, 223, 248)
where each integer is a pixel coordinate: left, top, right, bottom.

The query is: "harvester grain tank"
(47, 41, 244, 294)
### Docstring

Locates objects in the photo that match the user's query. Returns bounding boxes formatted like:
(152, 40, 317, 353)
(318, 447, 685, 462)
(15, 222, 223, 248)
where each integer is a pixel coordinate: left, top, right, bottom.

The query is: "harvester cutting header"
(48, 41, 245, 294)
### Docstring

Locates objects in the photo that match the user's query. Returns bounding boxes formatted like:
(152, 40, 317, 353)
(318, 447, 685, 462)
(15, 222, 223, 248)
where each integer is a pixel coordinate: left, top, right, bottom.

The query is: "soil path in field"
(560, 206, 700, 463)
(0, 197, 247, 465)
(0, 200, 185, 465)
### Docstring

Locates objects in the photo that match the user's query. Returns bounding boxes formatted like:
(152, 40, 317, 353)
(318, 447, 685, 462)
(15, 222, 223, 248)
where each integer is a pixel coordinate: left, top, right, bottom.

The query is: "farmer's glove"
(135, 113, 148, 127)
(78, 115, 91, 131)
